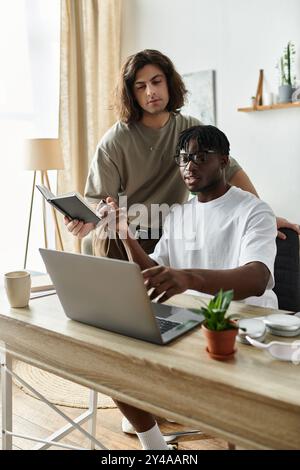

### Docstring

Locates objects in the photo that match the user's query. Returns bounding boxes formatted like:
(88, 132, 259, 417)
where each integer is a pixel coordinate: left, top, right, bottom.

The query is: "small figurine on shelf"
(277, 41, 296, 103)
(292, 87, 300, 102)
(292, 80, 300, 102)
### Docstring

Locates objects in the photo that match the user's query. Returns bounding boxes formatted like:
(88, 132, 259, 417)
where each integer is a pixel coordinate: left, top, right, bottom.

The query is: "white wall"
(121, 0, 300, 221)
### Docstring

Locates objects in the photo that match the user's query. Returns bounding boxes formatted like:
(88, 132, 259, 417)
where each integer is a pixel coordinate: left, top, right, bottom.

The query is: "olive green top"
(85, 113, 242, 228)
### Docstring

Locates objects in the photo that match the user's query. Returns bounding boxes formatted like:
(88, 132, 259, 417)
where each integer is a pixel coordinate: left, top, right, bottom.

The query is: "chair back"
(273, 228, 300, 312)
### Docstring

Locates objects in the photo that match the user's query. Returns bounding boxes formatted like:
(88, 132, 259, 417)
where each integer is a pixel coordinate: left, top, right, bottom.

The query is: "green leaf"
(221, 289, 234, 310)
(199, 289, 235, 331)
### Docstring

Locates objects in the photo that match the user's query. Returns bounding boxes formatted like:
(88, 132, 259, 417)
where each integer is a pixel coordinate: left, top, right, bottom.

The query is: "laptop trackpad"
(152, 302, 173, 318)
(152, 302, 203, 323)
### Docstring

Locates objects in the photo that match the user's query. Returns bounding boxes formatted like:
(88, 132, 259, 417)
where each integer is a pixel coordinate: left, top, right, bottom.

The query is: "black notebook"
(36, 184, 100, 225)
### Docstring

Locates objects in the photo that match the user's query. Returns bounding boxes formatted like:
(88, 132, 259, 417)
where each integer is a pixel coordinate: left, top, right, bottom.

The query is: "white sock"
(136, 422, 169, 450)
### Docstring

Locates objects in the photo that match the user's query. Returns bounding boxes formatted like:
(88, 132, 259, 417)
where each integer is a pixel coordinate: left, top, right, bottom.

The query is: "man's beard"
(193, 175, 223, 193)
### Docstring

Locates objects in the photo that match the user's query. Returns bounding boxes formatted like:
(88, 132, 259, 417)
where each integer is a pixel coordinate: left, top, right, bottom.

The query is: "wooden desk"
(0, 291, 300, 450)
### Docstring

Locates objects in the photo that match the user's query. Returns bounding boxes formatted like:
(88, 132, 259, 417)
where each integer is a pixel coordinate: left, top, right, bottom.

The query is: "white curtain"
(58, 0, 122, 253)
(0, 0, 60, 272)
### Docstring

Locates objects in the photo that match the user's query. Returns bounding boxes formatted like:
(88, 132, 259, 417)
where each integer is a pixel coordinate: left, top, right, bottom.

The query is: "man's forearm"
(185, 263, 269, 300)
(122, 229, 157, 270)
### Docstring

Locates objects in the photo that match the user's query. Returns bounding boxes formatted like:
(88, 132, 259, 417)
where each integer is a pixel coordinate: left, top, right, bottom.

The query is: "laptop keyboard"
(157, 318, 180, 334)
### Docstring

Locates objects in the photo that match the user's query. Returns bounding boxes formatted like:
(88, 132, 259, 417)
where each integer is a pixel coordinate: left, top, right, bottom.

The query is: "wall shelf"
(237, 102, 300, 112)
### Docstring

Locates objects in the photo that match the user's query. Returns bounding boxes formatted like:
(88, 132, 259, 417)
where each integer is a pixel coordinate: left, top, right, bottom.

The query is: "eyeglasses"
(174, 150, 218, 167)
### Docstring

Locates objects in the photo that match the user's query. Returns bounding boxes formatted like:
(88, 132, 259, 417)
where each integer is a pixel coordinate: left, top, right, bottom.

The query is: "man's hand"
(98, 197, 129, 237)
(64, 217, 95, 239)
(142, 265, 191, 303)
(276, 216, 300, 240)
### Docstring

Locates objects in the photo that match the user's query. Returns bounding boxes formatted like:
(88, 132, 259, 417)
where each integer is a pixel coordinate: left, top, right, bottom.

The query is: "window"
(0, 0, 60, 272)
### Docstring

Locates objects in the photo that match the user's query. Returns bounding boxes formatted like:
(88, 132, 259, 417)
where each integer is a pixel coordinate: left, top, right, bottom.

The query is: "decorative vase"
(202, 324, 238, 361)
(278, 84, 293, 103)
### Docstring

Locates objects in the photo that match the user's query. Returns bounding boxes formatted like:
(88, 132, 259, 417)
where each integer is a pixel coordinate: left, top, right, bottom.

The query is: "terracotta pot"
(202, 324, 238, 360)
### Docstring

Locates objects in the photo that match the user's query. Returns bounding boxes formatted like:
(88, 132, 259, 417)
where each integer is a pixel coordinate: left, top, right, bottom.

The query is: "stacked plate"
(263, 313, 300, 337)
(237, 318, 267, 344)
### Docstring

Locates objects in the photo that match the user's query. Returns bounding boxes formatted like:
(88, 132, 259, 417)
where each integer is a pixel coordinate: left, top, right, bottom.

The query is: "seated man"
(98, 124, 278, 449)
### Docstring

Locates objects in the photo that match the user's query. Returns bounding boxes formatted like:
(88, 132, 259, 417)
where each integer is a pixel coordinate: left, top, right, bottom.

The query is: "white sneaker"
(121, 416, 136, 435)
(121, 417, 178, 448)
(167, 443, 177, 450)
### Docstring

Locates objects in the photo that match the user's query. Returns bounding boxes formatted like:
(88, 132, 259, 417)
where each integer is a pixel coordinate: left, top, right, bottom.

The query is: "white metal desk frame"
(1, 350, 106, 450)
(1, 351, 204, 450)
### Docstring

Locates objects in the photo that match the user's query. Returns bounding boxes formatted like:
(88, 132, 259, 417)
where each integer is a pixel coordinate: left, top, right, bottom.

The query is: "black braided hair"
(176, 125, 230, 156)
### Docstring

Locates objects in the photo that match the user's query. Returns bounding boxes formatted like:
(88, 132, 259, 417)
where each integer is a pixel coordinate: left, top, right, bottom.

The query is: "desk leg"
(1, 350, 13, 450)
(88, 390, 98, 450)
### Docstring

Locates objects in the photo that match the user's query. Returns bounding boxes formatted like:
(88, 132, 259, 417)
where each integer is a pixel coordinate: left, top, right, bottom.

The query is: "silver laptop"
(40, 249, 204, 344)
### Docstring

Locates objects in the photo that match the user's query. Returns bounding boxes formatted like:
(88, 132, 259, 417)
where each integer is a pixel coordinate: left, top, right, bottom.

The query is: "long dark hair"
(114, 49, 187, 124)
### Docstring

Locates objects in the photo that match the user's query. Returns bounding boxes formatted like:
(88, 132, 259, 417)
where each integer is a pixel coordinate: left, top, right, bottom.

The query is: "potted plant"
(277, 41, 296, 103)
(197, 289, 240, 360)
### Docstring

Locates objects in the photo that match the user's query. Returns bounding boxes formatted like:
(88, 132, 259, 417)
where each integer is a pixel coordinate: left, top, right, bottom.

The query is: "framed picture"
(181, 70, 216, 125)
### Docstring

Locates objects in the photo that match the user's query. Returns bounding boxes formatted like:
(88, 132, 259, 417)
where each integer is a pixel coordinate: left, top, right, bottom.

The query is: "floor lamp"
(23, 138, 65, 269)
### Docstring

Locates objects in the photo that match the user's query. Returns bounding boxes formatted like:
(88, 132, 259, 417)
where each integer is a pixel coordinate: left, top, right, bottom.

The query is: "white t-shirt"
(149, 186, 278, 308)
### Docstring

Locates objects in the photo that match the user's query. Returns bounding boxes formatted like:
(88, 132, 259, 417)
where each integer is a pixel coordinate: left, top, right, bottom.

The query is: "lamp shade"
(24, 138, 64, 171)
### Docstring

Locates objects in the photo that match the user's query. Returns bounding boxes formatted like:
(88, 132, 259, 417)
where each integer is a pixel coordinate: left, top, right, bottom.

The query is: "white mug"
(4, 271, 31, 308)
